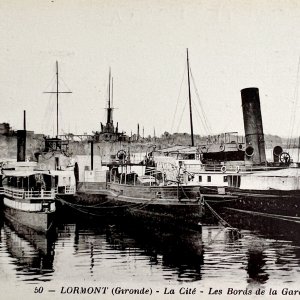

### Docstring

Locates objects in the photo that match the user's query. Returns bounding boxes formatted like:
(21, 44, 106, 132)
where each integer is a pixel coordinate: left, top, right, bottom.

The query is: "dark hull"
(202, 186, 300, 224)
(3, 206, 55, 234)
(59, 183, 203, 231)
(108, 195, 202, 231)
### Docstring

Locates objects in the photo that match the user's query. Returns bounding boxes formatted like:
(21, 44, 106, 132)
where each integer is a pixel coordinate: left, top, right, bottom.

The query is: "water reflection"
(219, 209, 300, 241)
(246, 241, 268, 284)
(104, 222, 204, 282)
(3, 219, 56, 282)
(1, 210, 300, 286)
(71, 220, 204, 282)
(207, 213, 300, 285)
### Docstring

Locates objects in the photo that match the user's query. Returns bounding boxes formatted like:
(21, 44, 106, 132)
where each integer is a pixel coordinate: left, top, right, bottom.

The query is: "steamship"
(71, 147, 203, 231)
(149, 86, 288, 194)
(1, 63, 79, 234)
(200, 88, 299, 223)
(1, 107, 76, 234)
(65, 159, 203, 231)
(1, 160, 57, 234)
(1, 140, 76, 234)
(142, 54, 287, 193)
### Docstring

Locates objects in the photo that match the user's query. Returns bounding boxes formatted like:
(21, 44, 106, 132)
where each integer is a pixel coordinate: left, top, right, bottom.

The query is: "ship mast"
(56, 61, 59, 137)
(187, 49, 194, 147)
(107, 68, 113, 125)
(44, 61, 72, 138)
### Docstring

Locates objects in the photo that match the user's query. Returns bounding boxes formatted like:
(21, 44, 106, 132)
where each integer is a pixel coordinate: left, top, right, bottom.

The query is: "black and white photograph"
(1, 1, 300, 299)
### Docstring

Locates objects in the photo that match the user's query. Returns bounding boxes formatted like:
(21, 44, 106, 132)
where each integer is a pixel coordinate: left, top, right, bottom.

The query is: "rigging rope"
(190, 68, 212, 135)
(170, 64, 187, 133)
(176, 97, 189, 133)
(42, 64, 72, 136)
(287, 56, 300, 148)
(191, 97, 210, 136)
(60, 75, 72, 93)
(43, 72, 56, 94)
(42, 93, 56, 136)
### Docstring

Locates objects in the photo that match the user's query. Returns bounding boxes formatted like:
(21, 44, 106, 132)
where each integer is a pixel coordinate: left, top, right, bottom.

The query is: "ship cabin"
(1, 160, 76, 197)
(1, 169, 57, 200)
(50, 169, 76, 195)
(227, 168, 300, 191)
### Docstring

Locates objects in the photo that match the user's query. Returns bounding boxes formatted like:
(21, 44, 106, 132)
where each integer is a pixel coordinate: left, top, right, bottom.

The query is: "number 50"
(34, 286, 44, 293)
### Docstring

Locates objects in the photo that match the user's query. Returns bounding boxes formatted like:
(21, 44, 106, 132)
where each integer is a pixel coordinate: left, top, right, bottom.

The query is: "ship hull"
(3, 197, 56, 234)
(63, 183, 203, 231)
(202, 187, 300, 223)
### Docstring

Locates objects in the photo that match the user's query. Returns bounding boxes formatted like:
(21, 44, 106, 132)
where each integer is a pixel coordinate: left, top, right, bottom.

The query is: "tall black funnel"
(17, 130, 26, 162)
(241, 87, 266, 164)
(17, 110, 26, 162)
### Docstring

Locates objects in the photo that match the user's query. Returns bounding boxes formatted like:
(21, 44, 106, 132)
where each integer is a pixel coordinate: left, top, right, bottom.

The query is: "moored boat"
(65, 159, 203, 230)
(102, 163, 203, 231)
(202, 167, 300, 224)
(1, 93, 76, 234)
(1, 161, 57, 234)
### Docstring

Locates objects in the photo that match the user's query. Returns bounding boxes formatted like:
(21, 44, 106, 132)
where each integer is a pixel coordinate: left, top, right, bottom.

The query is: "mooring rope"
(204, 200, 238, 231)
(59, 198, 112, 208)
(57, 196, 159, 212)
(178, 184, 190, 200)
(225, 207, 300, 224)
(59, 200, 120, 217)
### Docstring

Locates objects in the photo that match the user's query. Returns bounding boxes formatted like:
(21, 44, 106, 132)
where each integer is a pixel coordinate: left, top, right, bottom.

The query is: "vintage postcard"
(0, 1, 300, 299)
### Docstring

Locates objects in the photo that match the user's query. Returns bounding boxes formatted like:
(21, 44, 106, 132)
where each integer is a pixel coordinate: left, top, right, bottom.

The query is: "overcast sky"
(1, 0, 300, 138)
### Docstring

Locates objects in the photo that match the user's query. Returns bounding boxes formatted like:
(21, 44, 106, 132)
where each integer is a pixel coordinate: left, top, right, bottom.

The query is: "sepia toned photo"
(1, 1, 300, 299)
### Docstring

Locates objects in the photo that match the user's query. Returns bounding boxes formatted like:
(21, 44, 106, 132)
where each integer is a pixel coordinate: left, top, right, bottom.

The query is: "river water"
(1, 208, 300, 299)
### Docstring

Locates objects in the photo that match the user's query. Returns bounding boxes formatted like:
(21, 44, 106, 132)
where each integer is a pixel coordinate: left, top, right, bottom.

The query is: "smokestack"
(23, 110, 26, 131)
(241, 87, 266, 164)
(17, 110, 26, 162)
(90, 140, 94, 171)
(273, 145, 283, 163)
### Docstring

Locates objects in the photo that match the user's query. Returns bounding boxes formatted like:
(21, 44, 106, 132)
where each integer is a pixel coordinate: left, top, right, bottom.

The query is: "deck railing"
(203, 163, 287, 173)
(3, 187, 56, 199)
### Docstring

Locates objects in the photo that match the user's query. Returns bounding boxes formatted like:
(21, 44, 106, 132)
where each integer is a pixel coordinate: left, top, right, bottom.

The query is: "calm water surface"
(1, 209, 300, 296)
